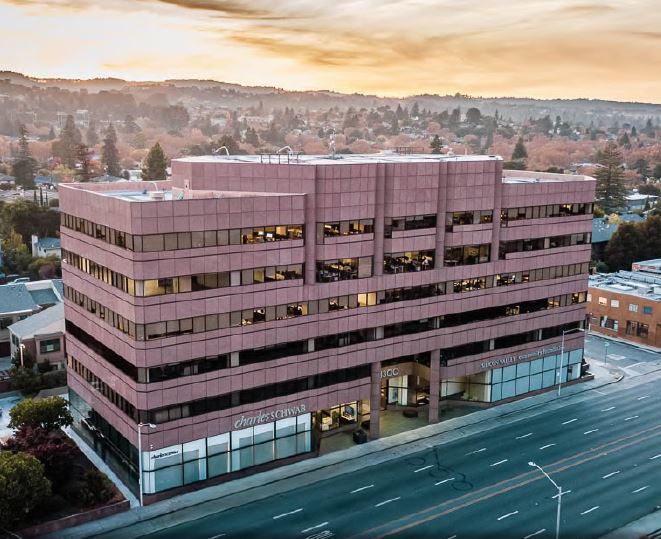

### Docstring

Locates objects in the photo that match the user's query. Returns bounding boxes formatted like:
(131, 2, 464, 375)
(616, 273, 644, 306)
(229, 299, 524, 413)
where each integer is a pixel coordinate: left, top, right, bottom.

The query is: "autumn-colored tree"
(595, 142, 627, 213)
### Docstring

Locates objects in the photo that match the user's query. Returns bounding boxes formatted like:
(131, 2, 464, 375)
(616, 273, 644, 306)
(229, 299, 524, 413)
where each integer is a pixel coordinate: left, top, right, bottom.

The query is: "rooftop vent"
(148, 190, 165, 201)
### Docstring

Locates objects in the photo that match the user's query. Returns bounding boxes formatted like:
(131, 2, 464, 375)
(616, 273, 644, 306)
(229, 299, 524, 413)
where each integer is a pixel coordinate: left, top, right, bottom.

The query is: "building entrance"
(379, 359, 430, 410)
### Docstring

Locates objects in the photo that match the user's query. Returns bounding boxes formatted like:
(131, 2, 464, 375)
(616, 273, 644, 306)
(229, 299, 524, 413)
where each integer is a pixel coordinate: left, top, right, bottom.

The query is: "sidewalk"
(50, 360, 658, 539)
(600, 509, 661, 539)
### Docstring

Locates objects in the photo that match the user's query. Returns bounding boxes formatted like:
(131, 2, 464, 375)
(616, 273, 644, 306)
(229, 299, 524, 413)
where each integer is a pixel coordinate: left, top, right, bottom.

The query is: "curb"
(51, 367, 633, 539)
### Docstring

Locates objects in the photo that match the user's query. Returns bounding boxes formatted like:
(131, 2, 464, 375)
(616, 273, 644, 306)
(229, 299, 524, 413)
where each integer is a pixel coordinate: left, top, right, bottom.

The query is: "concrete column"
(428, 349, 440, 423)
(435, 162, 448, 267)
(490, 160, 504, 263)
(304, 177, 317, 285)
(373, 163, 386, 276)
(370, 361, 381, 440)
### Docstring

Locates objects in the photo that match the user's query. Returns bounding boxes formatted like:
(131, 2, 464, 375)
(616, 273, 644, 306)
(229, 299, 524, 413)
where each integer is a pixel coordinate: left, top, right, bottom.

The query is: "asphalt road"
(585, 333, 660, 372)
(138, 377, 661, 539)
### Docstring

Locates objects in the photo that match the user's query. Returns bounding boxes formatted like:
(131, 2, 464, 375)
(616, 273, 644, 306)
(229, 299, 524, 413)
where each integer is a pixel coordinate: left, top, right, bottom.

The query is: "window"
(385, 215, 436, 237)
(643, 306, 653, 315)
(316, 257, 372, 282)
(587, 293, 592, 302)
(444, 244, 490, 266)
(40, 338, 61, 354)
(598, 297, 607, 306)
(383, 250, 434, 273)
(629, 303, 638, 312)
(600, 316, 618, 331)
(626, 321, 649, 338)
(610, 299, 620, 308)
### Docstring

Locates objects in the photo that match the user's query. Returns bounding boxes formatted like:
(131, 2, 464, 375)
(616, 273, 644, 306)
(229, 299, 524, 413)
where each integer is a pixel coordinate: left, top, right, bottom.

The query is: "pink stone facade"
(59, 155, 594, 499)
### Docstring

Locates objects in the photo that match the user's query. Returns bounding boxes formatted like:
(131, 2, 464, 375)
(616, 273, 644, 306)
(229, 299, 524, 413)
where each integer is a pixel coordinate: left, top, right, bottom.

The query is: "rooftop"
(174, 152, 501, 166)
(36, 237, 61, 250)
(589, 270, 661, 302)
(8, 303, 64, 340)
(0, 279, 63, 316)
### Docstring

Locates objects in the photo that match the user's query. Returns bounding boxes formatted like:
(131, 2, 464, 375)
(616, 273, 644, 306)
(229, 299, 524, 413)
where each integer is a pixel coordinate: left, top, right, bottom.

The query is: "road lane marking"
(350, 423, 661, 539)
(351, 485, 374, 493)
(466, 448, 487, 455)
(632, 486, 649, 493)
(497, 511, 519, 521)
(301, 522, 329, 534)
(627, 362, 643, 369)
(650, 453, 661, 460)
(375, 497, 400, 508)
(274, 508, 303, 520)
(608, 354, 625, 361)
(562, 418, 578, 425)
(602, 471, 620, 479)
(624, 416, 639, 421)
(552, 490, 571, 499)
(516, 433, 533, 439)
(584, 429, 599, 435)
(491, 459, 508, 467)
(594, 390, 606, 395)
(539, 444, 555, 450)
(637, 396, 650, 400)
(601, 406, 615, 411)
(435, 477, 455, 486)
(414, 465, 434, 473)
(446, 536, 457, 539)
(208, 535, 226, 539)
(524, 530, 546, 539)
(580, 506, 600, 515)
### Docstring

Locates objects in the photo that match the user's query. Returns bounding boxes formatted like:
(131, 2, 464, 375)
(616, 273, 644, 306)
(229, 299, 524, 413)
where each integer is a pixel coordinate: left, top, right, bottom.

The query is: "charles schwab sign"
(234, 404, 307, 429)
(480, 345, 562, 370)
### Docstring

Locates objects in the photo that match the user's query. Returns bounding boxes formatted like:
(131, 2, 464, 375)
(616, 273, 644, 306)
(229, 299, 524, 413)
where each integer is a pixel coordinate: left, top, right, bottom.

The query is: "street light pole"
(529, 461, 562, 539)
(557, 327, 585, 397)
(19, 344, 25, 368)
(137, 422, 156, 507)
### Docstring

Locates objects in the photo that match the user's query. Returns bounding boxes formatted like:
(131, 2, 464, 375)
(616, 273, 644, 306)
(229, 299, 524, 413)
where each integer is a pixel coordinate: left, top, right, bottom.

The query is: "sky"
(1, 0, 660, 102)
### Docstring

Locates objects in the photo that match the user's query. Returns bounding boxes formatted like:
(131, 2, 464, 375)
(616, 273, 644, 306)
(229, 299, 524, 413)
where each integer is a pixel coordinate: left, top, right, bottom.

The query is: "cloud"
(155, 0, 295, 19)
(556, 3, 617, 15)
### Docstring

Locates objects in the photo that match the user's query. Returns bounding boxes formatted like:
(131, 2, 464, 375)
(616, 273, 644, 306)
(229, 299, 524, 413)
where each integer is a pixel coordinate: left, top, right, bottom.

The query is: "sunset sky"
(1, 0, 660, 102)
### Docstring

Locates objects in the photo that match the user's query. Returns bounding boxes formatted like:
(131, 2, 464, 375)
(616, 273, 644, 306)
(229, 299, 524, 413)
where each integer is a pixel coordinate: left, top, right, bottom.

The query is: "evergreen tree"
(141, 142, 168, 182)
(465, 107, 482, 124)
(430, 135, 442, 154)
(411, 102, 420, 118)
(215, 135, 240, 155)
(631, 125, 638, 138)
(595, 142, 627, 213)
(449, 107, 461, 126)
(618, 132, 631, 149)
(123, 114, 140, 134)
(86, 120, 99, 146)
(77, 144, 92, 182)
(102, 123, 121, 177)
(52, 115, 81, 168)
(644, 118, 655, 138)
(390, 116, 399, 135)
(483, 130, 494, 153)
(245, 127, 259, 147)
(12, 124, 36, 189)
(511, 137, 528, 160)
(47, 125, 56, 141)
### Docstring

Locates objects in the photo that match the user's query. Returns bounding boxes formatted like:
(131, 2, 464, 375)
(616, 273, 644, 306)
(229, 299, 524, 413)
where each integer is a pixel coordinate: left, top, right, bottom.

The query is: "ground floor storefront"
(69, 344, 587, 502)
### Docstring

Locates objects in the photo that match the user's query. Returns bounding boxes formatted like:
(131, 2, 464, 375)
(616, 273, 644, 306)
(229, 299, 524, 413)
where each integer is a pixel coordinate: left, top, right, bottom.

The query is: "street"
(585, 333, 660, 374)
(125, 361, 661, 538)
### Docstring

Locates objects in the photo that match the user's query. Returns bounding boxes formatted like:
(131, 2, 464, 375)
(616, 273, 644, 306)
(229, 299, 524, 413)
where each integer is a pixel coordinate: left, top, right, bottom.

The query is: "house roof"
(8, 303, 64, 340)
(0, 283, 38, 315)
(29, 288, 59, 306)
(37, 237, 61, 250)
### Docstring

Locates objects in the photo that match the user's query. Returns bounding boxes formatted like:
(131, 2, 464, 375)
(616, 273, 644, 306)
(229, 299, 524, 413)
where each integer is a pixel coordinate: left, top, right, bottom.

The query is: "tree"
(633, 158, 650, 177)
(9, 366, 41, 393)
(77, 143, 92, 181)
(390, 116, 399, 135)
(618, 132, 631, 149)
(595, 142, 627, 213)
(47, 126, 56, 141)
(102, 123, 121, 177)
(245, 127, 259, 147)
(86, 119, 99, 146)
(430, 135, 442, 154)
(605, 216, 661, 271)
(160, 104, 189, 132)
(631, 125, 638, 138)
(465, 107, 482, 124)
(638, 183, 660, 196)
(511, 137, 528, 160)
(215, 135, 240, 155)
(12, 124, 36, 189)
(52, 115, 81, 168)
(8, 396, 74, 431)
(4, 426, 81, 486)
(123, 114, 140, 134)
(0, 452, 51, 527)
(141, 142, 168, 182)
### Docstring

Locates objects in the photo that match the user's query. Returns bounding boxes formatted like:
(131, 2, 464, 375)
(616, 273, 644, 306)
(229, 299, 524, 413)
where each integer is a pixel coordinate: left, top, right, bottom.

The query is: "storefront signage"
(381, 367, 400, 379)
(480, 345, 562, 370)
(234, 404, 307, 429)
(150, 449, 180, 460)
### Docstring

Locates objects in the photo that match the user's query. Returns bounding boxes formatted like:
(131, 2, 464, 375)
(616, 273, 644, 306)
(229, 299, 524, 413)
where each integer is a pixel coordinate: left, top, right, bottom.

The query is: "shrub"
(9, 366, 41, 393)
(41, 369, 67, 388)
(0, 452, 51, 528)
